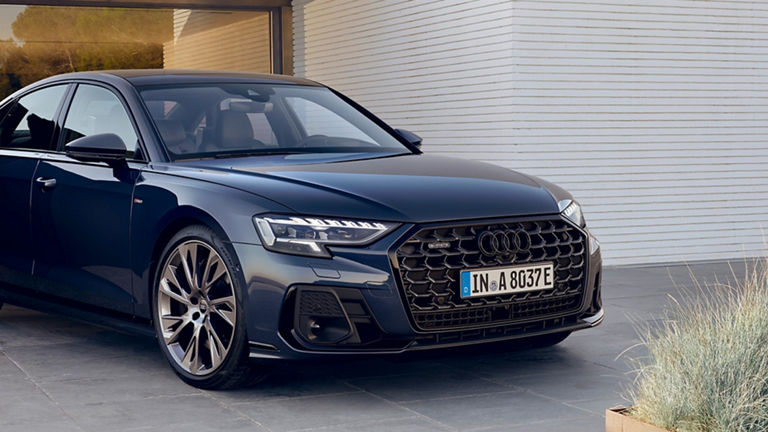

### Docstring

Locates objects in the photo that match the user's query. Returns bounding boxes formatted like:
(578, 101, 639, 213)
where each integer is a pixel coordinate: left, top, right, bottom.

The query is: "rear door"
(0, 84, 69, 289)
(30, 83, 144, 313)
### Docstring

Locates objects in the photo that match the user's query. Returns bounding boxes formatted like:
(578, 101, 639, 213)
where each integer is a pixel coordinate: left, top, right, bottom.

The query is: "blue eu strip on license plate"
(460, 262, 555, 299)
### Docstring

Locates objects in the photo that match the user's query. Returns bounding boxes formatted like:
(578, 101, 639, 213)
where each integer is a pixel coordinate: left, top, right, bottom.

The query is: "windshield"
(138, 83, 410, 160)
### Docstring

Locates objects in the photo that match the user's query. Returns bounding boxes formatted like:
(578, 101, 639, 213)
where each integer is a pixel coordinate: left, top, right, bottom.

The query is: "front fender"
(129, 169, 292, 319)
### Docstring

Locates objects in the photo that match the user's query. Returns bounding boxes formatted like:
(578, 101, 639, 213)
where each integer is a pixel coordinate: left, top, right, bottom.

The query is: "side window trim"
(56, 81, 148, 163)
(55, 82, 79, 153)
(50, 83, 76, 154)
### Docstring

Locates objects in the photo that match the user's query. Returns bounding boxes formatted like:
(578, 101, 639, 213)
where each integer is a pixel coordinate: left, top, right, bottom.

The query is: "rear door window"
(0, 85, 68, 151)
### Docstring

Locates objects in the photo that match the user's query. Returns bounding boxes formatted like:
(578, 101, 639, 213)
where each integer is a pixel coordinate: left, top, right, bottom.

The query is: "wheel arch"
(145, 206, 233, 322)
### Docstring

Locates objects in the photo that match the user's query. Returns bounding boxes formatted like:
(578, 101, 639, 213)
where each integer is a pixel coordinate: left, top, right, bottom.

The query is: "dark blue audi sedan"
(0, 70, 603, 389)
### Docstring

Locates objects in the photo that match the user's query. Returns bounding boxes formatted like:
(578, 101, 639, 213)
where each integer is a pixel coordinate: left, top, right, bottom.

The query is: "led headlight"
(253, 215, 398, 257)
(558, 199, 586, 228)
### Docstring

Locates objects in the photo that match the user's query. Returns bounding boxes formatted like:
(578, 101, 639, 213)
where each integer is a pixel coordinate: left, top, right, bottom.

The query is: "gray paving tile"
(500, 365, 629, 403)
(0, 372, 43, 396)
(2, 339, 163, 382)
(438, 346, 607, 380)
(404, 390, 587, 430)
(602, 269, 676, 299)
(231, 391, 414, 432)
(477, 414, 603, 432)
(0, 419, 84, 432)
(0, 374, 68, 426)
(38, 369, 199, 407)
(62, 394, 266, 432)
(561, 327, 642, 363)
(203, 369, 358, 403)
(569, 397, 631, 417)
(299, 416, 452, 432)
(307, 358, 457, 380)
(0, 352, 21, 377)
(349, 369, 511, 403)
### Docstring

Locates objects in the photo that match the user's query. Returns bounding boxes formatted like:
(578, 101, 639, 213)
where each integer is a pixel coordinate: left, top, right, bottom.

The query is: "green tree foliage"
(0, 6, 172, 98)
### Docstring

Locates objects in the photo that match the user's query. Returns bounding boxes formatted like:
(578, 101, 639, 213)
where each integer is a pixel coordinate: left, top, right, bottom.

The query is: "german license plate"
(460, 262, 555, 298)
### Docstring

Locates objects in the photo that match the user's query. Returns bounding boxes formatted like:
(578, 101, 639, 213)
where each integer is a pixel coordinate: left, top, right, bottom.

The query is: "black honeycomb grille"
(298, 290, 345, 317)
(394, 218, 587, 331)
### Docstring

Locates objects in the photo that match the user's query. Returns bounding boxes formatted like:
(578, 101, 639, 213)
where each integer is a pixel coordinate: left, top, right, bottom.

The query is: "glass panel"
(285, 97, 375, 142)
(0, 5, 274, 99)
(0, 84, 67, 150)
(62, 85, 138, 157)
(139, 84, 410, 160)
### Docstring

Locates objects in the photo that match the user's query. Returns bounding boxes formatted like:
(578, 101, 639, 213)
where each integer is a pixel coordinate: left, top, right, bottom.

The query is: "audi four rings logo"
(477, 230, 532, 256)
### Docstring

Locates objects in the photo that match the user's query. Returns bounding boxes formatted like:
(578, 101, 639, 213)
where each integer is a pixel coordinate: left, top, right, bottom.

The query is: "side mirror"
(65, 133, 127, 164)
(394, 128, 422, 149)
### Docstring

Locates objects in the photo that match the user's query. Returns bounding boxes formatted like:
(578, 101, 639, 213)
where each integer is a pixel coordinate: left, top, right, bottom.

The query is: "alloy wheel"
(157, 240, 236, 376)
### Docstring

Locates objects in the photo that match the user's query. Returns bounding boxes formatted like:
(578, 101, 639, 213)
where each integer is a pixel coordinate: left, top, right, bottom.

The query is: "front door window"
(61, 84, 139, 158)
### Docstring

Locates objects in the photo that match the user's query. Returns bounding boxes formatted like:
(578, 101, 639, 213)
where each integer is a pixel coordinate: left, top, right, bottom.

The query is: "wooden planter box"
(606, 407, 671, 432)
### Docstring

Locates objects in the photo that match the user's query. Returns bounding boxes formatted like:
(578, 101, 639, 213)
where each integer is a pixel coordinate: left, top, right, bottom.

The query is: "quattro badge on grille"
(427, 241, 451, 249)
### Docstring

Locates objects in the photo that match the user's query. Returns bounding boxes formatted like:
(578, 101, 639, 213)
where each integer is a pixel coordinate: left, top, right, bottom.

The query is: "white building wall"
(292, 0, 768, 266)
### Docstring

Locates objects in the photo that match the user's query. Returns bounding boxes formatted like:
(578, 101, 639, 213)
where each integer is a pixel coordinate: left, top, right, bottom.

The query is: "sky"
(0, 5, 27, 40)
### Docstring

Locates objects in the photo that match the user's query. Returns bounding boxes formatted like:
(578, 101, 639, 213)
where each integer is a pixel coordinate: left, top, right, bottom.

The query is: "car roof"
(41, 69, 323, 87)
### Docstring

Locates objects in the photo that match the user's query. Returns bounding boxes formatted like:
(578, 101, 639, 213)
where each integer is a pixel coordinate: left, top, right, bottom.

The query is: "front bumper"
(234, 216, 603, 361)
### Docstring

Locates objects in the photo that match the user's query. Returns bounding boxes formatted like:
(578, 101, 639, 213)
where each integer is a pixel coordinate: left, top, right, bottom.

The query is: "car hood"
(170, 153, 562, 223)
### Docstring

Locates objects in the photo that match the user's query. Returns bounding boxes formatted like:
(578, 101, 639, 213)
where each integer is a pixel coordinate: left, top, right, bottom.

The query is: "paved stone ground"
(0, 260, 758, 432)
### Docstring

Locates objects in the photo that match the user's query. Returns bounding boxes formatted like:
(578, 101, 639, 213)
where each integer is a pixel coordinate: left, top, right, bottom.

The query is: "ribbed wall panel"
(164, 10, 271, 73)
(293, 0, 768, 265)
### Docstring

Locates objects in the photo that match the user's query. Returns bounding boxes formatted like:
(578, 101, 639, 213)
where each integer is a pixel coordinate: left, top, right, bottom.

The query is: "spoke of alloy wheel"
(160, 279, 190, 306)
(163, 264, 186, 294)
(161, 314, 188, 344)
(205, 321, 225, 366)
(209, 295, 234, 308)
(178, 243, 199, 291)
(201, 253, 226, 293)
(213, 307, 235, 327)
(182, 325, 202, 373)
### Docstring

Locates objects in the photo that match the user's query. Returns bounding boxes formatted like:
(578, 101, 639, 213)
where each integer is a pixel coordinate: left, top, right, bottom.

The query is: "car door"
(30, 83, 144, 313)
(0, 84, 69, 289)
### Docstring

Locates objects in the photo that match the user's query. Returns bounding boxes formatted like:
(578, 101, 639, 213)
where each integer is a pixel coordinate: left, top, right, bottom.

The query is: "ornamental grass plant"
(626, 261, 768, 432)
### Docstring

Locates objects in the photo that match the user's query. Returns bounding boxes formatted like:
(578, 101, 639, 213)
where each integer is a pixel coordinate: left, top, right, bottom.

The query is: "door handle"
(35, 177, 57, 190)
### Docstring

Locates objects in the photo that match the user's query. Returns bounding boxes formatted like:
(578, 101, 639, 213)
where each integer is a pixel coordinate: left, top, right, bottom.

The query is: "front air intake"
(294, 288, 352, 345)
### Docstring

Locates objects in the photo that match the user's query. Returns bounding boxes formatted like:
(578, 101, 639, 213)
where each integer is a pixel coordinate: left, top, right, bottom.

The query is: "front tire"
(152, 225, 265, 389)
